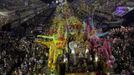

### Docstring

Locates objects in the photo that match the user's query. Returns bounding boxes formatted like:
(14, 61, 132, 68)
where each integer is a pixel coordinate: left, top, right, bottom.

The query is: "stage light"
(95, 55, 98, 62)
(115, 6, 126, 15)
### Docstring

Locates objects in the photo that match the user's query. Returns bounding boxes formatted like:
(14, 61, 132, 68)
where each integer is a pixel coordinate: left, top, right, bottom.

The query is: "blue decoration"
(88, 17, 109, 37)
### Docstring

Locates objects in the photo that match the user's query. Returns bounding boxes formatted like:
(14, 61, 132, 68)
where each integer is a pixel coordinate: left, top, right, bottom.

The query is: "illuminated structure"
(35, 0, 114, 74)
(35, 0, 81, 74)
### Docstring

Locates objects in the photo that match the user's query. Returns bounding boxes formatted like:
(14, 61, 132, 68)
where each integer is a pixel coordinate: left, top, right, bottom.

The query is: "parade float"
(34, 0, 115, 75)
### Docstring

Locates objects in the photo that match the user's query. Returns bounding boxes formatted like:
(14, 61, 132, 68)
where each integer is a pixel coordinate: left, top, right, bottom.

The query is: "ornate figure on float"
(84, 17, 115, 70)
(35, 25, 66, 74)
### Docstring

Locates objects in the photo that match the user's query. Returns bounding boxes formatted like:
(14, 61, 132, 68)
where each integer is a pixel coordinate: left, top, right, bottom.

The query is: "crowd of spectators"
(0, 29, 49, 75)
(110, 26, 134, 74)
(0, 10, 52, 74)
(0, 31, 26, 75)
(0, 3, 54, 73)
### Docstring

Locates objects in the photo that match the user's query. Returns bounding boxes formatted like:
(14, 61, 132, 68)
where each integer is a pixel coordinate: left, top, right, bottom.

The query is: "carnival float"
(34, 0, 115, 75)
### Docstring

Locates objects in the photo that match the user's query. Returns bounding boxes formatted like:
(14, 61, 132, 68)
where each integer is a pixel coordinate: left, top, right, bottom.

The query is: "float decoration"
(34, 0, 114, 74)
